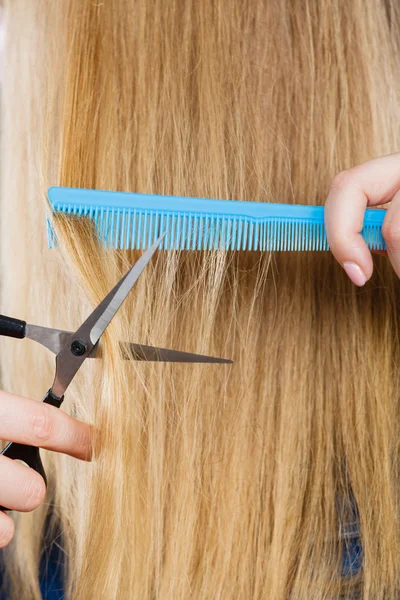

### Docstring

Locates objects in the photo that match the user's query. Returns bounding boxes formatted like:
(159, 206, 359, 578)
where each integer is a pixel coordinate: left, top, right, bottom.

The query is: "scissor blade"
(120, 343, 233, 363)
(76, 234, 165, 347)
(51, 234, 165, 397)
(24, 327, 233, 364)
(25, 324, 68, 355)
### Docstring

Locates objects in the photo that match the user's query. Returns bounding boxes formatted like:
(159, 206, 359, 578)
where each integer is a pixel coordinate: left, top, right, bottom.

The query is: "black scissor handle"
(0, 389, 64, 511)
(1, 441, 46, 481)
(0, 314, 26, 339)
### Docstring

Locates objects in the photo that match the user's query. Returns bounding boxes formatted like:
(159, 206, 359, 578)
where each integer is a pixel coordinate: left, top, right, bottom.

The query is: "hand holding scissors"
(0, 235, 231, 544)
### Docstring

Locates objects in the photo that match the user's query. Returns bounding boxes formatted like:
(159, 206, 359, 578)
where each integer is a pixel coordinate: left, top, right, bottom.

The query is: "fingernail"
(343, 262, 367, 286)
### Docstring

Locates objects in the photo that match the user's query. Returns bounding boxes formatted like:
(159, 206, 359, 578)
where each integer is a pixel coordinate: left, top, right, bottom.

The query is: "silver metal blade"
(25, 325, 67, 355)
(86, 341, 232, 363)
(120, 343, 233, 363)
(51, 234, 165, 397)
(26, 324, 100, 358)
(88, 234, 165, 346)
(25, 327, 233, 364)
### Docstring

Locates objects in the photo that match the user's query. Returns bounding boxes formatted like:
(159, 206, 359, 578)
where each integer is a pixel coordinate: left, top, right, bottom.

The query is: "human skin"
(325, 152, 400, 284)
(0, 391, 92, 547)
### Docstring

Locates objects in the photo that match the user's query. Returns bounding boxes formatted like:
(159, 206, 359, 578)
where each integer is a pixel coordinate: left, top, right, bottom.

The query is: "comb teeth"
(47, 187, 387, 251)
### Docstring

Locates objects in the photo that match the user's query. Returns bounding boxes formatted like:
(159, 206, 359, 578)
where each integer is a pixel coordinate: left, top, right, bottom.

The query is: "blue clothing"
(342, 537, 363, 577)
(38, 539, 64, 600)
(0, 536, 64, 600)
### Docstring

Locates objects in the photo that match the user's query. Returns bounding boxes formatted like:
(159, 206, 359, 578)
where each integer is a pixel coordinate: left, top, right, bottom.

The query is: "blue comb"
(47, 187, 387, 251)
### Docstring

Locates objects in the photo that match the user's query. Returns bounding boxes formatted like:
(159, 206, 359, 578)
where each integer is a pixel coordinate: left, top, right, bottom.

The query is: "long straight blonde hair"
(2, 1, 400, 598)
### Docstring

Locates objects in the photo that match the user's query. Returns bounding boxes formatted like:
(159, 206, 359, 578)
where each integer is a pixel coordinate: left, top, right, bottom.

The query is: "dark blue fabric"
(338, 492, 362, 578)
(342, 537, 363, 577)
(38, 539, 64, 600)
(0, 537, 64, 600)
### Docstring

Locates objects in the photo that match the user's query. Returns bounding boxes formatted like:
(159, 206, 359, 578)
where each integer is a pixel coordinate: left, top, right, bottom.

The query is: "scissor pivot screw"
(71, 340, 87, 356)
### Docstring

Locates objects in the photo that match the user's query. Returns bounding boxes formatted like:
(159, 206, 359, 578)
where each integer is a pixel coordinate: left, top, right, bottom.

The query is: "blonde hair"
(2, 0, 400, 598)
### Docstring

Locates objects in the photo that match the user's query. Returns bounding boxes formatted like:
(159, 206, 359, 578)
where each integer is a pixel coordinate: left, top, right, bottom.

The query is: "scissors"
(0, 234, 232, 505)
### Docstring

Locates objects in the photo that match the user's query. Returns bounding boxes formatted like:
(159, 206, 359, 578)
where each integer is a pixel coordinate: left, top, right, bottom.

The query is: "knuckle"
(30, 405, 55, 443)
(21, 475, 46, 511)
(382, 219, 400, 249)
(0, 518, 14, 548)
(329, 169, 354, 192)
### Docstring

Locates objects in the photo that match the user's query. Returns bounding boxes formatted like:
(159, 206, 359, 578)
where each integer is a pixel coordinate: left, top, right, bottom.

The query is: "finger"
(0, 510, 15, 547)
(382, 189, 400, 279)
(325, 172, 373, 285)
(325, 152, 400, 285)
(346, 152, 400, 206)
(0, 391, 92, 461)
(0, 455, 46, 512)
